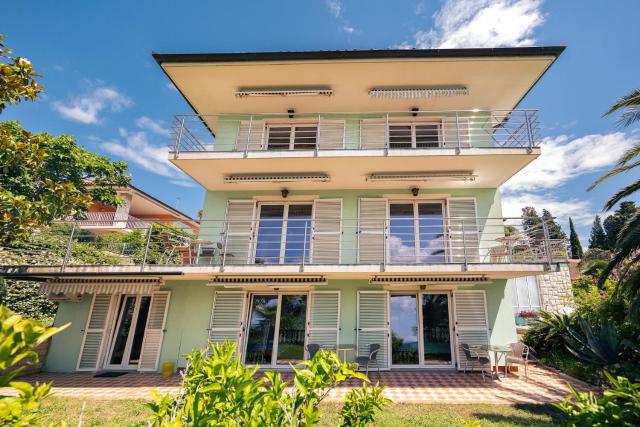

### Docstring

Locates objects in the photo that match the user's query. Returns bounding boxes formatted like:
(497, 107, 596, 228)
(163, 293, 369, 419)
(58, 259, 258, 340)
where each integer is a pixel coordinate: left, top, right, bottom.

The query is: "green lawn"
(39, 398, 566, 426)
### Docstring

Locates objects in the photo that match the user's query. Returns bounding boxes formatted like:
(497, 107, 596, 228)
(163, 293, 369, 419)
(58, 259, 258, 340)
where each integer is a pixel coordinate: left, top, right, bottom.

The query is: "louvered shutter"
(317, 120, 345, 149)
(208, 291, 247, 350)
(138, 291, 171, 371)
(442, 117, 471, 148)
(224, 200, 256, 265)
(235, 120, 266, 151)
(307, 291, 340, 351)
(447, 198, 479, 262)
(357, 291, 389, 370)
(77, 294, 116, 371)
(453, 290, 489, 371)
(358, 198, 388, 264)
(359, 119, 387, 149)
(312, 199, 342, 264)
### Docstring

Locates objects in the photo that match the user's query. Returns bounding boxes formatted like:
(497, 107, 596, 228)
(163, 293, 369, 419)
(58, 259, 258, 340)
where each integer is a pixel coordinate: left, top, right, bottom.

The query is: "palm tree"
(588, 88, 640, 308)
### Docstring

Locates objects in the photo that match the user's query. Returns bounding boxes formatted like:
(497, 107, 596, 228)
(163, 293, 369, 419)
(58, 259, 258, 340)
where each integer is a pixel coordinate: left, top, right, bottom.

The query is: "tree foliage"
(569, 218, 584, 259)
(589, 215, 608, 250)
(541, 209, 567, 240)
(0, 35, 42, 112)
(148, 341, 390, 426)
(0, 306, 68, 425)
(0, 121, 130, 244)
(603, 201, 637, 249)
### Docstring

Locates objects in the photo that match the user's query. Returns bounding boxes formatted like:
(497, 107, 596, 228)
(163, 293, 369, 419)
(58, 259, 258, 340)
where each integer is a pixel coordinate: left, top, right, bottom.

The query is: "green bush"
(148, 341, 390, 426)
(523, 310, 575, 353)
(556, 372, 640, 426)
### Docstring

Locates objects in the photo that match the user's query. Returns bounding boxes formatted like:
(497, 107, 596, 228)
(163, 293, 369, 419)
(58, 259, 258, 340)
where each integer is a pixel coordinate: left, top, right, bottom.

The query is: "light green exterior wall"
(44, 296, 93, 372)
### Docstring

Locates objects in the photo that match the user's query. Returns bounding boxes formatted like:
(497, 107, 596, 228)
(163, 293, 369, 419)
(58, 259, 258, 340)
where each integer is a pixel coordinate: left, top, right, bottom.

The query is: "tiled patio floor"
(0, 365, 596, 404)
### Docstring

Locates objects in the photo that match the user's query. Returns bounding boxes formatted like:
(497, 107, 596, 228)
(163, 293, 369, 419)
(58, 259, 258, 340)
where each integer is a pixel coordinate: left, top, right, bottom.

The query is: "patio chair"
(506, 342, 531, 377)
(306, 344, 320, 360)
(355, 344, 381, 378)
(216, 241, 235, 263)
(460, 343, 494, 381)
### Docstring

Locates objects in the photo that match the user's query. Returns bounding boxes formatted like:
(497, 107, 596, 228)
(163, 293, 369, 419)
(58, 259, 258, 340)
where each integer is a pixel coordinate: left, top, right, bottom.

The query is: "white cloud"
(52, 86, 132, 124)
(96, 128, 195, 188)
(501, 193, 594, 227)
(415, 1, 426, 15)
(342, 26, 355, 34)
(326, 0, 342, 17)
(502, 132, 637, 192)
(402, 0, 545, 49)
(135, 116, 169, 136)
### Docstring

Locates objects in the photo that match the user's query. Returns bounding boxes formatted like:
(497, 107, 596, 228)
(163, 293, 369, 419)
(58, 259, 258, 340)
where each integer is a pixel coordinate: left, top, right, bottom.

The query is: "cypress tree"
(568, 217, 583, 259)
(589, 215, 608, 249)
(541, 209, 567, 240)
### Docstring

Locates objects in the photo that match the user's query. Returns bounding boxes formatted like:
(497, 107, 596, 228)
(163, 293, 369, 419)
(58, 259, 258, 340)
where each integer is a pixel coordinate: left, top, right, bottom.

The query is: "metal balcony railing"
(0, 216, 568, 271)
(65, 212, 150, 229)
(169, 110, 540, 156)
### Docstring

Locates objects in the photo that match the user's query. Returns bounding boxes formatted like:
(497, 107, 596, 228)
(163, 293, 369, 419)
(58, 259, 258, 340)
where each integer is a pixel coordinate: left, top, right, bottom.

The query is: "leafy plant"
(0, 34, 42, 112)
(563, 318, 625, 367)
(523, 310, 575, 353)
(0, 305, 68, 425)
(148, 341, 390, 426)
(556, 372, 640, 426)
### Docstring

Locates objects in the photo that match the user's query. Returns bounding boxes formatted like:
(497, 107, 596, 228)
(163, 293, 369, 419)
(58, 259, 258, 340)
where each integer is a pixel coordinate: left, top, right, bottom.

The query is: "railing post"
(541, 219, 553, 267)
(455, 111, 462, 154)
(384, 113, 389, 156)
(245, 115, 253, 157)
(302, 220, 309, 269)
(315, 114, 321, 156)
(141, 223, 153, 272)
(61, 222, 77, 272)
(221, 220, 230, 271)
(174, 117, 185, 159)
(524, 111, 534, 154)
(461, 219, 468, 271)
(382, 219, 387, 271)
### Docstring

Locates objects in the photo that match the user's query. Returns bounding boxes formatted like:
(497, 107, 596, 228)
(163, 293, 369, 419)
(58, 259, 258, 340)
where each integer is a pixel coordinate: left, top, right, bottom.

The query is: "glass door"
(254, 203, 312, 264)
(388, 201, 446, 264)
(244, 293, 308, 367)
(421, 293, 453, 367)
(106, 294, 151, 370)
(390, 294, 419, 366)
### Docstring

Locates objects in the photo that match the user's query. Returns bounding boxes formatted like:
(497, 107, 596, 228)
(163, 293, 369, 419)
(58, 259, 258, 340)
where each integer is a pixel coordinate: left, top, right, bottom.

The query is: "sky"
(3, 0, 639, 244)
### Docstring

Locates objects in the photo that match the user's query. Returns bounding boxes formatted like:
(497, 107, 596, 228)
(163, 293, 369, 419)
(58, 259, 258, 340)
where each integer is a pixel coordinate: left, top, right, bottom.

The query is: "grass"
(39, 398, 566, 426)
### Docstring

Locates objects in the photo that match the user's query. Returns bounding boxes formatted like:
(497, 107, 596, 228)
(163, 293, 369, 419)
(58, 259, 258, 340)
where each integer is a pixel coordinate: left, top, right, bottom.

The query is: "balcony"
(0, 216, 568, 280)
(64, 212, 150, 232)
(169, 110, 541, 190)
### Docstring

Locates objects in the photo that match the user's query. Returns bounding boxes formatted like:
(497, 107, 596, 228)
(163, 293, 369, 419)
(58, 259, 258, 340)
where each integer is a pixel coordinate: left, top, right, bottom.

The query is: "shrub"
(523, 310, 575, 353)
(148, 341, 391, 426)
(556, 372, 640, 426)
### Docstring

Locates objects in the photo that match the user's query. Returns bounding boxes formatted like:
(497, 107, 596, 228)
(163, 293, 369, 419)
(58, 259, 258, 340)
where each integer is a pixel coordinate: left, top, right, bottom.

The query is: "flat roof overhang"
(1, 263, 561, 281)
(154, 47, 564, 116)
(170, 147, 540, 190)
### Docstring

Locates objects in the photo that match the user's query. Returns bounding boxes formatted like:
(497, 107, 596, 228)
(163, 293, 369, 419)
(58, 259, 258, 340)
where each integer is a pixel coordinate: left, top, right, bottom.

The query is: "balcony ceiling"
(158, 50, 560, 115)
(170, 148, 540, 190)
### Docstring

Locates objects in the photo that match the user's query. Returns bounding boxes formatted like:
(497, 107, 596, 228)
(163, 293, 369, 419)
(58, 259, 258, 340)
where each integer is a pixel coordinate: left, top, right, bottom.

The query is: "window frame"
(265, 123, 318, 151)
(388, 120, 443, 149)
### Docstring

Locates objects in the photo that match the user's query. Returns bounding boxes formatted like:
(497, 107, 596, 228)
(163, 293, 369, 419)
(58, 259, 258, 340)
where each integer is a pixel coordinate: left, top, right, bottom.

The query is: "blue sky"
(3, 0, 639, 243)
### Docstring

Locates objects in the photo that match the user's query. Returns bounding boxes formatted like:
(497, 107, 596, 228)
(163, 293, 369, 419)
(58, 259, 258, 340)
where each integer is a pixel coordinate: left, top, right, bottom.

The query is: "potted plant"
(516, 310, 538, 326)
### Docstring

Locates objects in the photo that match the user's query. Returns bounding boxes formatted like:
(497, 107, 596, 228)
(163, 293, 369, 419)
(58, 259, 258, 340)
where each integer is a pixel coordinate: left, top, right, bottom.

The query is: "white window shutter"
(224, 200, 256, 265)
(358, 198, 388, 264)
(138, 291, 171, 372)
(312, 199, 342, 264)
(442, 117, 471, 148)
(356, 291, 389, 370)
(453, 290, 489, 371)
(307, 291, 340, 351)
(235, 120, 266, 151)
(208, 291, 247, 350)
(318, 120, 345, 149)
(77, 294, 116, 371)
(359, 119, 386, 149)
(447, 198, 479, 262)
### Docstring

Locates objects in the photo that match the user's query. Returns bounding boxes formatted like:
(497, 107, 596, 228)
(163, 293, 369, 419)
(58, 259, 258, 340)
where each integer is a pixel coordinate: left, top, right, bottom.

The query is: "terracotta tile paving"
(0, 366, 596, 404)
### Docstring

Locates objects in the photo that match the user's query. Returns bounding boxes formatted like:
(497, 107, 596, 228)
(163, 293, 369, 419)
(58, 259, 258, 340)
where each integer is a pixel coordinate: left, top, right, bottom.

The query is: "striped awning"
(40, 278, 163, 295)
(209, 275, 327, 287)
(369, 275, 491, 285)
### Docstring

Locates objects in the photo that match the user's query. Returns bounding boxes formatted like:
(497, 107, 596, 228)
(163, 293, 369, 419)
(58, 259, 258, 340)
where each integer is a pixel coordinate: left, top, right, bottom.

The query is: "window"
(266, 125, 317, 150)
(388, 201, 446, 263)
(389, 122, 441, 148)
(510, 276, 541, 314)
(254, 203, 312, 264)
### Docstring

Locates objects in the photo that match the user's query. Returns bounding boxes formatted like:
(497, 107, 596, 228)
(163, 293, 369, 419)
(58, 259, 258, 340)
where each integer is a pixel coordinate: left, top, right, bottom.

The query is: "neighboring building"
(70, 184, 198, 233)
(0, 47, 569, 373)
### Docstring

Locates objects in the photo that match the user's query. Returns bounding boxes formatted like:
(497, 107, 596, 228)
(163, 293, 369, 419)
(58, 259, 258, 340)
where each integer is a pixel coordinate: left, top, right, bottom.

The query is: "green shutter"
(357, 291, 389, 370)
(307, 291, 340, 349)
(454, 290, 489, 371)
(208, 291, 247, 348)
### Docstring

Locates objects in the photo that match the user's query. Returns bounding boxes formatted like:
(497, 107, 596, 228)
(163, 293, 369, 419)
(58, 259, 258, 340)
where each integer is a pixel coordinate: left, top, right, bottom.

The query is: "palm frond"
(588, 142, 640, 191)
(598, 211, 640, 286)
(588, 161, 640, 191)
(603, 179, 640, 211)
(604, 88, 640, 116)
(617, 142, 640, 166)
(616, 105, 640, 127)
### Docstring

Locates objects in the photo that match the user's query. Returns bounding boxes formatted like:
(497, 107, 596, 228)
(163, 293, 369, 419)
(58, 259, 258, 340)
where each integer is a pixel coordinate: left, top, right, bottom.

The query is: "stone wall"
(537, 263, 574, 313)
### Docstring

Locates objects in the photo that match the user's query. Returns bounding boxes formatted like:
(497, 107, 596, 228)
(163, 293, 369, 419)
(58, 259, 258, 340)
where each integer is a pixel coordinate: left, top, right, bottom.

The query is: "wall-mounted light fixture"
(411, 187, 420, 197)
(287, 109, 295, 119)
(411, 107, 419, 117)
(369, 87, 468, 99)
(281, 189, 289, 198)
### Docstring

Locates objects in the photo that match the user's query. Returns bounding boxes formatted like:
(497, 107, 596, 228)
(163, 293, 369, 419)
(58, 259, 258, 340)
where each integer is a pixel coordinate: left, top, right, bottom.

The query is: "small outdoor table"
(479, 345, 512, 381)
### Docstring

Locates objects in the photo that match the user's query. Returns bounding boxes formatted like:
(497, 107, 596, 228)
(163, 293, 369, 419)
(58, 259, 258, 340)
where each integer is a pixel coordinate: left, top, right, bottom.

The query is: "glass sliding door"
(417, 202, 446, 263)
(390, 294, 419, 365)
(389, 201, 446, 264)
(389, 204, 416, 263)
(276, 295, 307, 365)
(244, 293, 308, 367)
(106, 294, 152, 370)
(254, 203, 312, 265)
(421, 293, 453, 366)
